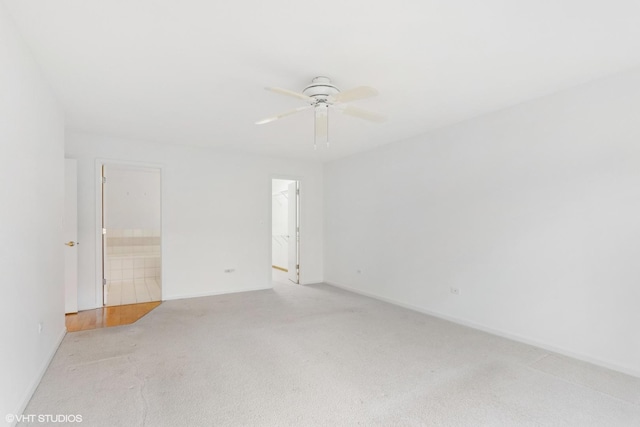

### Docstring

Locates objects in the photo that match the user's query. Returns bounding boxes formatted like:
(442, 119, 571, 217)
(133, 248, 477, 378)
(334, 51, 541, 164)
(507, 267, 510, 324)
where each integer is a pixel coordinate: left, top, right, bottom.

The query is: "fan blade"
(332, 86, 378, 103)
(334, 105, 386, 123)
(266, 87, 313, 102)
(315, 109, 328, 143)
(255, 105, 311, 125)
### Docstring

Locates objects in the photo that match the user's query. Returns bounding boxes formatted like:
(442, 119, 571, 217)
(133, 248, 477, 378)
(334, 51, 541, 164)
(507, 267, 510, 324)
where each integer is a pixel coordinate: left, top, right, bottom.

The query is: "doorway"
(271, 179, 300, 284)
(102, 164, 162, 306)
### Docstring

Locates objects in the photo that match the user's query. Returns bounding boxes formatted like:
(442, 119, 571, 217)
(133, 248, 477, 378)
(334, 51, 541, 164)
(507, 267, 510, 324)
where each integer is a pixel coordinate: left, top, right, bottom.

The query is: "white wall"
(105, 166, 161, 230)
(324, 67, 640, 377)
(66, 132, 323, 309)
(0, 2, 65, 420)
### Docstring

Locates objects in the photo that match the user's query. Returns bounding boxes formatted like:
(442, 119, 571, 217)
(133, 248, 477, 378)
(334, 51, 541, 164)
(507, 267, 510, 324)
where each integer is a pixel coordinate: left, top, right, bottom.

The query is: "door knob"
(65, 241, 78, 247)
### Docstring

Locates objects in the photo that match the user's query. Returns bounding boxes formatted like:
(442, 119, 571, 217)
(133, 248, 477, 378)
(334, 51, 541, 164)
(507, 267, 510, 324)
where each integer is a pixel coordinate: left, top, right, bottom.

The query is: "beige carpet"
(22, 283, 640, 426)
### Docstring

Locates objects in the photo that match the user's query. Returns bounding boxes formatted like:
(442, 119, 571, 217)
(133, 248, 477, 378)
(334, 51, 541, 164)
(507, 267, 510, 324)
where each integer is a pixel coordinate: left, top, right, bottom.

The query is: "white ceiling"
(6, 0, 640, 161)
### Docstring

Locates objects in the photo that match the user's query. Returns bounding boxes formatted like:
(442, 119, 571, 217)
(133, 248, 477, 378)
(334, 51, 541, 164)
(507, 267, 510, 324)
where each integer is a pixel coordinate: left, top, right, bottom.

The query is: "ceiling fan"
(256, 76, 385, 149)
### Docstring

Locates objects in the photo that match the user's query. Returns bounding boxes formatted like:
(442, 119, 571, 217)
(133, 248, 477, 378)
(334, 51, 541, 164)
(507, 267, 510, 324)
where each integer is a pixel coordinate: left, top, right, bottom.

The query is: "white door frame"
(287, 181, 299, 284)
(94, 159, 164, 308)
(270, 175, 302, 285)
(64, 159, 79, 313)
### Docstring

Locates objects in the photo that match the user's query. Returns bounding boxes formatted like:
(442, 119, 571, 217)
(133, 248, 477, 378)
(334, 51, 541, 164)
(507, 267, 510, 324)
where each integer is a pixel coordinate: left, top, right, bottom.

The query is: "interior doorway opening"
(271, 179, 300, 284)
(102, 164, 162, 306)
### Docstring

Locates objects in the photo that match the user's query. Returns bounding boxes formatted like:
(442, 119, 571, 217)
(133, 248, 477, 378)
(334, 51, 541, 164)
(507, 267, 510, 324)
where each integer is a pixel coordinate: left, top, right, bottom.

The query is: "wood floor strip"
(65, 301, 161, 332)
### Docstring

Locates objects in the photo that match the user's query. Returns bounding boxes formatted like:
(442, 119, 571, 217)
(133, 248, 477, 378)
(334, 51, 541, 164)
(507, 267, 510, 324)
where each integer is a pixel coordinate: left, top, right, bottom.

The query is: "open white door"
(287, 181, 299, 284)
(64, 159, 78, 313)
(102, 165, 107, 306)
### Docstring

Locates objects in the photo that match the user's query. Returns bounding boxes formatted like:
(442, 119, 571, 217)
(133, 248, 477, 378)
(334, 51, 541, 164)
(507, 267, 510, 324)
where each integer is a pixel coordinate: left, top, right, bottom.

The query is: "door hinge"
(102, 228, 107, 235)
(103, 279, 107, 285)
(102, 176, 106, 184)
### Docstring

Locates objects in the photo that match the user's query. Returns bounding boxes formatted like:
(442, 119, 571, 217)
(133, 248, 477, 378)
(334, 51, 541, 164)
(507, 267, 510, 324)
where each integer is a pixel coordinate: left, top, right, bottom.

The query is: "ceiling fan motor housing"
(303, 76, 339, 103)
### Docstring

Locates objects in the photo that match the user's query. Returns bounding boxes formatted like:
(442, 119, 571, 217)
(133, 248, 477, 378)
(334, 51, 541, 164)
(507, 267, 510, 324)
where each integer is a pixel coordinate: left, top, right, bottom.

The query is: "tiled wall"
(106, 228, 161, 255)
(105, 228, 161, 282)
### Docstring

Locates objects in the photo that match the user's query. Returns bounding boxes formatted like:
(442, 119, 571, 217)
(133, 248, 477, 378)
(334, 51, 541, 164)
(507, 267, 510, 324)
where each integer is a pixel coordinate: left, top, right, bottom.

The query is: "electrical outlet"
(450, 287, 460, 295)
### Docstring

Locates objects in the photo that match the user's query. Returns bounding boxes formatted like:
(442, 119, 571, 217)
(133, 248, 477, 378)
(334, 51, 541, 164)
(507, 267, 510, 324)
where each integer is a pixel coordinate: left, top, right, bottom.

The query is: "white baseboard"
(11, 327, 67, 426)
(163, 285, 273, 301)
(325, 281, 640, 379)
(299, 279, 323, 286)
(78, 285, 276, 308)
